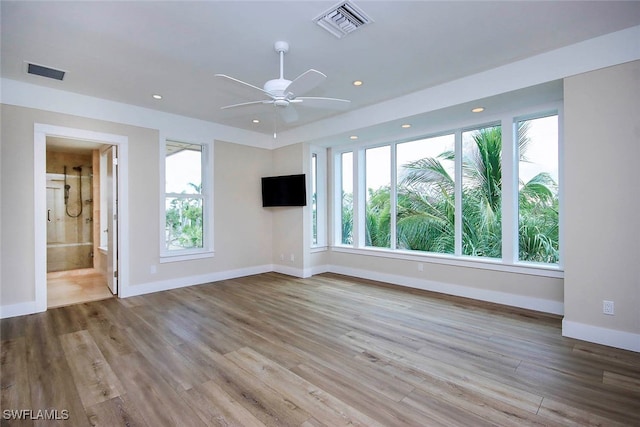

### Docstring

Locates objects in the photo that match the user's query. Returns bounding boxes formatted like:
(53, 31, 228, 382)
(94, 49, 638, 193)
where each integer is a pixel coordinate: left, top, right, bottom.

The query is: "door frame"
(34, 124, 129, 311)
(101, 145, 118, 295)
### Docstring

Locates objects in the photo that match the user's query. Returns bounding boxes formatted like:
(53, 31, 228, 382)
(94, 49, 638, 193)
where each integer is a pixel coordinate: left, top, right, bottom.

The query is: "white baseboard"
(562, 319, 640, 353)
(0, 300, 45, 319)
(272, 264, 305, 278)
(120, 264, 273, 298)
(326, 264, 565, 315)
(307, 264, 330, 277)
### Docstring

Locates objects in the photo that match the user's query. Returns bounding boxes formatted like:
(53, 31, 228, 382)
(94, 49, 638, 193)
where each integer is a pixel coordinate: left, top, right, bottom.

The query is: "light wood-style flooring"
(47, 268, 113, 309)
(2, 272, 639, 426)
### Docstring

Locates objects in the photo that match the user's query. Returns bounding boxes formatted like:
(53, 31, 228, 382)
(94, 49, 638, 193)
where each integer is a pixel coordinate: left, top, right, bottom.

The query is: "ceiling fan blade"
(220, 100, 273, 110)
(215, 74, 273, 98)
(285, 69, 326, 98)
(297, 97, 351, 110)
(277, 106, 299, 123)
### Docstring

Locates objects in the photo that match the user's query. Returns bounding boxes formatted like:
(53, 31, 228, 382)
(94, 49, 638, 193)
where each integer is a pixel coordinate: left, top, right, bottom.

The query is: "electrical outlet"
(417, 263, 424, 272)
(290, 254, 295, 262)
(280, 253, 285, 261)
(603, 300, 615, 315)
(150, 265, 157, 274)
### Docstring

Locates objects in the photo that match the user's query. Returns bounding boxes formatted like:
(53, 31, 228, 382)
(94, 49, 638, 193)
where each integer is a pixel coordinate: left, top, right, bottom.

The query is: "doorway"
(34, 124, 129, 312)
(45, 139, 115, 307)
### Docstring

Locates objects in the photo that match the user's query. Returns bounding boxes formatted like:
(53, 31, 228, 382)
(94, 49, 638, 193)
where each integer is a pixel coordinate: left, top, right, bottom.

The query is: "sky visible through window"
(347, 117, 558, 195)
(166, 149, 202, 194)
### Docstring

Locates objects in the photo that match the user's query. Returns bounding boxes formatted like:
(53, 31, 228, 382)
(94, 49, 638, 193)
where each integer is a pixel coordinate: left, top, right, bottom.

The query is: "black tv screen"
(261, 174, 307, 207)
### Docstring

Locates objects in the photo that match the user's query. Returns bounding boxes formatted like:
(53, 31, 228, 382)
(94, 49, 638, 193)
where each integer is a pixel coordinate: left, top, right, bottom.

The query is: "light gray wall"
(564, 60, 640, 336)
(270, 143, 305, 272)
(0, 105, 274, 308)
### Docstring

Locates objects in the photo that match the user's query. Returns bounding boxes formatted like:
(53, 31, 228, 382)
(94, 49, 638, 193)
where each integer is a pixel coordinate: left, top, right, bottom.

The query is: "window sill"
(160, 250, 215, 264)
(331, 245, 563, 278)
(310, 246, 328, 253)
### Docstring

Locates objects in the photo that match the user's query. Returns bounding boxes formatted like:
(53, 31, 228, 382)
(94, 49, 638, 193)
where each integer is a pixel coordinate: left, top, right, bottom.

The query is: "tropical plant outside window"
(338, 113, 559, 266)
(518, 115, 559, 263)
(462, 125, 502, 258)
(165, 141, 204, 251)
(397, 134, 455, 254)
(365, 146, 391, 248)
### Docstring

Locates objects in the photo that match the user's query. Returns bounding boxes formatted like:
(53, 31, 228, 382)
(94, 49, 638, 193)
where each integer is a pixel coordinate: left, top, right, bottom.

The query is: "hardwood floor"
(47, 268, 113, 309)
(2, 272, 639, 426)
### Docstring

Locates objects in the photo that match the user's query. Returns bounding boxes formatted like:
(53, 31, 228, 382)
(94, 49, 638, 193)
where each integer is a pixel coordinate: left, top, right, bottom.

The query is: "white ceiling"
(2, 1, 640, 142)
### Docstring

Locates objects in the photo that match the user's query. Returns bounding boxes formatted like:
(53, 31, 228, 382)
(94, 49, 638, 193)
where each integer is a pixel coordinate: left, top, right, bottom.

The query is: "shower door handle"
(47, 209, 51, 222)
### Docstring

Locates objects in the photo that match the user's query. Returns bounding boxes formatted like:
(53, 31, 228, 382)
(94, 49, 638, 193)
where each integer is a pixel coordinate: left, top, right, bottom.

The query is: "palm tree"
(395, 123, 558, 262)
(461, 126, 503, 257)
(344, 122, 558, 263)
(397, 152, 456, 253)
(518, 172, 559, 263)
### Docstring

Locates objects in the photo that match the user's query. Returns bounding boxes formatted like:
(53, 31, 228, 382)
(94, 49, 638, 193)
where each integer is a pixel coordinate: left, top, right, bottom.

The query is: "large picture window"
(340, 152, 354, 245)
(163, 140, 212, 259)
(311, 153, 318, 246)
(333, 110, 560, 271)
(365, 146, 391, 248)
(517, 115, 559, 264)
(462, 125, 502, 258)
(396, 134, 455, 254)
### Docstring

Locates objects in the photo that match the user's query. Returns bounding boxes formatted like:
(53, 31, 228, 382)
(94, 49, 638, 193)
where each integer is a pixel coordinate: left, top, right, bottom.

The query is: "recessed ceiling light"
(471, 107, 485, 113)
(252, 119, 260, 124)
(350, 135, 358, 140)
(152, 94, 162, 100)
(401, 124, 411, 128)
(352, 80, 363, 86)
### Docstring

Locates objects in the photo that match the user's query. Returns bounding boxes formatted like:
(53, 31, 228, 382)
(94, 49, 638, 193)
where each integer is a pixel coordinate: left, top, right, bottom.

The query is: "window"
(517, 115, 559, 264)
(340, 152, 354, 245)
(310, 147, 327, 248)
(311, 153, 318, 245)
(163, 140, 212, 259)
(365, 146, 391, 248)
(462, 125, 502, 258)
(333, 110, 560, 271)
(396, 134, 455, 254)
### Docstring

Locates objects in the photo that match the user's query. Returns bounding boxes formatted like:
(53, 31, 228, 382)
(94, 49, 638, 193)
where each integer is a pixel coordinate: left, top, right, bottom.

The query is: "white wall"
(0, 105, 274, 316)
(563, 60, 640, 352)
(270, 143, 306, 277)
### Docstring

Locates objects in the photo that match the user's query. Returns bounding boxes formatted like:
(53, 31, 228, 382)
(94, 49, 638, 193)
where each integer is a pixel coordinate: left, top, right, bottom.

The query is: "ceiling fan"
(215, 41, 350, 138)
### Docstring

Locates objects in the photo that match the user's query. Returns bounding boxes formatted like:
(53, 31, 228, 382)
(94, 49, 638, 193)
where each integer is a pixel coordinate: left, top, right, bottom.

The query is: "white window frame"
(512, 110, 562, 269)
(334, 150, 356, 247)
(310, 146, 328, 249)
(330, 103, 562, 278)
(160, 138, 214, 263)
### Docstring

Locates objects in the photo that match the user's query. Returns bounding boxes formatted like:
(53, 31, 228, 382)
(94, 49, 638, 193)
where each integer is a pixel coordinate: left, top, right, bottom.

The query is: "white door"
(104, 146, 118, 294)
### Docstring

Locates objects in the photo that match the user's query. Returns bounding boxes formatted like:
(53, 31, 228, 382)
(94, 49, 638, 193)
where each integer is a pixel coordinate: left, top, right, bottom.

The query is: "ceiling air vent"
(27, 63, 65, 81)
(313, 1, 372, 39)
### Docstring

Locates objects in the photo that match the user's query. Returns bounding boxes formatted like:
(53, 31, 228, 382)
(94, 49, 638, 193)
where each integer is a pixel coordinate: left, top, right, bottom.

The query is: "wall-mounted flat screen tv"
(261, 174, 306, 207)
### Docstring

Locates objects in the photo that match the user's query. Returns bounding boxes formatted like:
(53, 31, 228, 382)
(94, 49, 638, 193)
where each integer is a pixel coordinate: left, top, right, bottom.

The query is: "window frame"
(331, 104, 563, 278)
(160, 138, 214, 263)
(513, 110, 562, 267)
(310, 146, 327, 250)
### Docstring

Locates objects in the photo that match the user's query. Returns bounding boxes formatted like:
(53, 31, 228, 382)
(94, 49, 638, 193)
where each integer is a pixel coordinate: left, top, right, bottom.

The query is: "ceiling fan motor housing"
(264, 78, 292, 99)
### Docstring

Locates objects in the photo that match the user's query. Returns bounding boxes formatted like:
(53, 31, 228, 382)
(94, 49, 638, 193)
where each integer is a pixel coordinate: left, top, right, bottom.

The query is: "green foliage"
(341, 191, 353, 244)
(342, 121, 559, 264)
(166, 183, 203, 250)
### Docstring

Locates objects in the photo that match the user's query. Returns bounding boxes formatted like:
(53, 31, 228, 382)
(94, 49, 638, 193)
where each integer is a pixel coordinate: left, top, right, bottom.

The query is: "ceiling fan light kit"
(215, 40, 351, 137)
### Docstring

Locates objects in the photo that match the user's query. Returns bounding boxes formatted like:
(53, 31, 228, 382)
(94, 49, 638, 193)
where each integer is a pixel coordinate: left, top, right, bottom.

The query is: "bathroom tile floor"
(47, 268, 114, 308)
